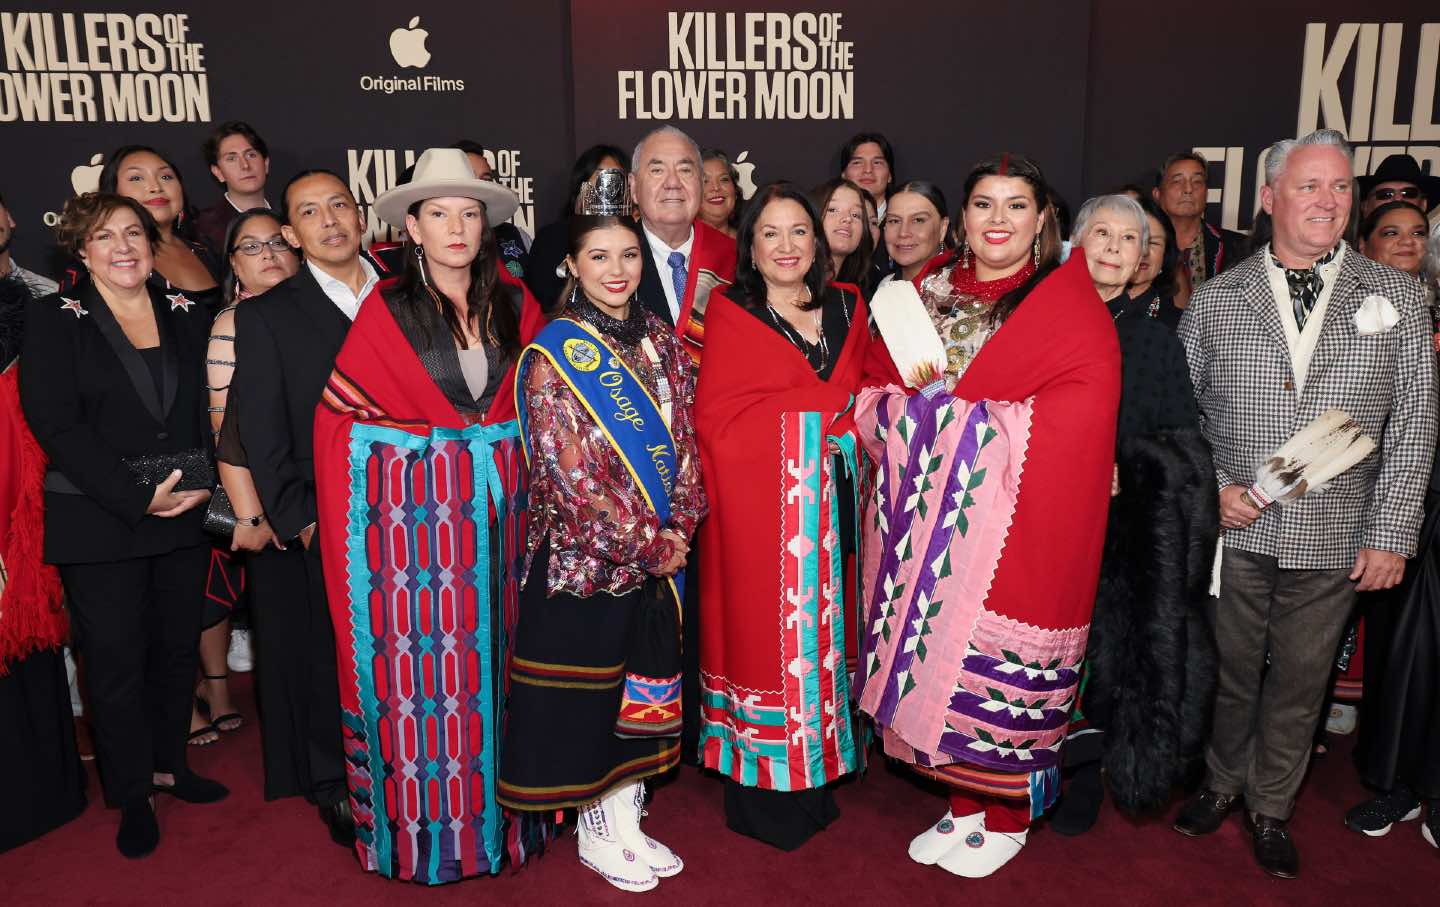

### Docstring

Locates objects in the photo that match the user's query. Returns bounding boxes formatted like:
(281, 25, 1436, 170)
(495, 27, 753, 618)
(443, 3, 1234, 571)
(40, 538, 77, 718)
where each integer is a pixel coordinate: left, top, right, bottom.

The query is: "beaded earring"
(1032, 236, 1041, 269)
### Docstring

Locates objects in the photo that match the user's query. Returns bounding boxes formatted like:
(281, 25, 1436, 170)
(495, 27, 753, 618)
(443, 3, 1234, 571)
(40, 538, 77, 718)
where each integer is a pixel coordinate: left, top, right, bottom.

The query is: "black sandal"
(196, 672, 245, 733)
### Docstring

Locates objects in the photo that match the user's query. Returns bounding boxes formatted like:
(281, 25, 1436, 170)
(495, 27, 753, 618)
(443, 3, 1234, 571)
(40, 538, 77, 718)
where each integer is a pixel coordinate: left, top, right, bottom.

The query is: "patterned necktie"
(667, 250, 687, 315)
(1272, 247, 1337, 332)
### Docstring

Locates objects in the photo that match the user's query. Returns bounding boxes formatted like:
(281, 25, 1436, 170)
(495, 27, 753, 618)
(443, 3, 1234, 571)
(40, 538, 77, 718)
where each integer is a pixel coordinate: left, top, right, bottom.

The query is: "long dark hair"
(1136, 196, 1180, 301)
(732, 182, 831, 312)
(811, 177, 875, 286)
(1358, 200, 1427, 243)
(99, 144, 200, 242)
(221, 208, 288, 302)
(563, 144, 628, 219)
(949, 153, 1064, 325)
(391, 199, 520, 352)
(555, 214, 647, 315)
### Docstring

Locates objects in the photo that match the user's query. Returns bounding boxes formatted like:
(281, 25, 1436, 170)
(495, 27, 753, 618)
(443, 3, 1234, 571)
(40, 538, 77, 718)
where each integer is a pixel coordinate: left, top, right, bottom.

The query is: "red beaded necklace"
(947, 259, 1036, 302)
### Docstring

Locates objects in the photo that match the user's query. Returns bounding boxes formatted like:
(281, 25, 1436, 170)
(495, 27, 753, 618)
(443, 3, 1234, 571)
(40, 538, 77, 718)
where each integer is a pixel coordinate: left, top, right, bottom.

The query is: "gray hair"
(1070, 194, 1150, 248)
(631, 126, 702, 173)
(1263, 128, 1352, 187)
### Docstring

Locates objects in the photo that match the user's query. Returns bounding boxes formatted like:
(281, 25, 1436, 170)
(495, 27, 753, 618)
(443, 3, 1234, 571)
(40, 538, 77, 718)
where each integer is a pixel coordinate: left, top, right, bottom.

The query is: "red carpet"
(2, 673, 1434, 905)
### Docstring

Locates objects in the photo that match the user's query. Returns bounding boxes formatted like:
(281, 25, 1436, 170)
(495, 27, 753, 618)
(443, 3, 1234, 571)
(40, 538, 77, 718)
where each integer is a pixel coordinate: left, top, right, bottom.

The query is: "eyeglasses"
(1372, 186, 1422, 201)
(232, 238, 293, 256)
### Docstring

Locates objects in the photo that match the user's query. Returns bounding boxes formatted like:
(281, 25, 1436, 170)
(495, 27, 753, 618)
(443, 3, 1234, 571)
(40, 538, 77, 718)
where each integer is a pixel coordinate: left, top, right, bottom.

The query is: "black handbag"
(203, 484, 237, 537)
(123, 448, 215, 492)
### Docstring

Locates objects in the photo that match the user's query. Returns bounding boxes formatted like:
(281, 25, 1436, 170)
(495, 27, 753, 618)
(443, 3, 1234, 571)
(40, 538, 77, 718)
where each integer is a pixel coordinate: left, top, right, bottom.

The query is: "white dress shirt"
(1264, 243, 1346, 392)
(307, 257, 378, 322)
(642, 222, 694, 323)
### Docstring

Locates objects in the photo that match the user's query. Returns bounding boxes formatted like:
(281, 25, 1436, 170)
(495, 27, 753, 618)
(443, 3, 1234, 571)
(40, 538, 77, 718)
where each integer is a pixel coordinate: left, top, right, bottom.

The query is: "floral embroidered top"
(919, 259, 1034, 383)
(523, 307, 707, 597)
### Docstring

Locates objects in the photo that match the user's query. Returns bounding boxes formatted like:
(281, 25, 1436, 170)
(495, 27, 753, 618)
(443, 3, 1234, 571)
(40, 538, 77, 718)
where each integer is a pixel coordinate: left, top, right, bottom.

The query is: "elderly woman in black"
(21, 193, 225, 859)
(1051, 195, 1216, 835)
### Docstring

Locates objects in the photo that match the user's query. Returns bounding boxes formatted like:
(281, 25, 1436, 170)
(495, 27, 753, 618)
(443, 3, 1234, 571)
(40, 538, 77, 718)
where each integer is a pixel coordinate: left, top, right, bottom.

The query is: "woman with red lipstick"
(695, 182, 869, 851)
(856, 154, 1119, 878)
(99, 146, 223, 317)
(497, 172, 704, 892)
(310, 149, 551, 882)
(700, 149, 740, 238)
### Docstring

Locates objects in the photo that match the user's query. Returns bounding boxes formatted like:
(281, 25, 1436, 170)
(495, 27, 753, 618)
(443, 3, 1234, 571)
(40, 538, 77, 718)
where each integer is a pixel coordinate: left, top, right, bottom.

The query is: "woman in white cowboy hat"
(311, 147, 551, 884)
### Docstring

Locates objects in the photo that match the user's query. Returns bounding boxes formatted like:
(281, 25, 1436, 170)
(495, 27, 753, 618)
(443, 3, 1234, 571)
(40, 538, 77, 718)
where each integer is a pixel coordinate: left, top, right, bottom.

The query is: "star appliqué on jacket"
(60, 297, 89, 318)
(167, 292, 195, 312)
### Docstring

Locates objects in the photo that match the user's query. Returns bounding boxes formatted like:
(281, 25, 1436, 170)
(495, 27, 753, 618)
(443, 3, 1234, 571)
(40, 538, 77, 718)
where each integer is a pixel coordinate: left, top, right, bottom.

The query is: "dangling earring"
(1032, 236, 1041, 269)
(961, 240, 971, 269)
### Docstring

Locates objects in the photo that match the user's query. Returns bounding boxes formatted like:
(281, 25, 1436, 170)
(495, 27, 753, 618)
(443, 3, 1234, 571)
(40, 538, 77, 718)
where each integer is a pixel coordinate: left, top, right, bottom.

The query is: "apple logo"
(733, 150, 757, 200)
(71, 153, 104, 195)
(389, 16, 431, 69)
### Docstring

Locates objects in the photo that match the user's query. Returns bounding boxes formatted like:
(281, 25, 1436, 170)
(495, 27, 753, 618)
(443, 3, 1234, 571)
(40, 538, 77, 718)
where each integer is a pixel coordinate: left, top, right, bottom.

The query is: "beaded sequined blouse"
(918, 260, 1034, 383)
(523, 307, 706, 598)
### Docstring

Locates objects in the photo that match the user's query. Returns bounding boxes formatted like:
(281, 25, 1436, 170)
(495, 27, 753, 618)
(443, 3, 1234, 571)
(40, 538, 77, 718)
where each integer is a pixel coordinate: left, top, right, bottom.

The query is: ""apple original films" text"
(0, 12, 210, 123)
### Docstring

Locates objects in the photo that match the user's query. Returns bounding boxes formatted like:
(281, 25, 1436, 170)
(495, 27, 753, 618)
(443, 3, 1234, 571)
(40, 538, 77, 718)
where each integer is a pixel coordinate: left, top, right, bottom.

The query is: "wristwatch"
(237, 513, 266, 528)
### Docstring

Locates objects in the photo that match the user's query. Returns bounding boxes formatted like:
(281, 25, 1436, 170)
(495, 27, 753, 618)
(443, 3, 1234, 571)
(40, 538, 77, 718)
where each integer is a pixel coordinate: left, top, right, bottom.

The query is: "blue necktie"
(667, 251, 687, 316)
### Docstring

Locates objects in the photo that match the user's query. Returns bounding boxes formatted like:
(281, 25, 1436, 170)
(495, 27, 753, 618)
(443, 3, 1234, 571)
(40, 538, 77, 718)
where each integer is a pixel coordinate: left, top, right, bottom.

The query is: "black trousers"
(246, 543, 346, 805)
(61, 543, 209, 808)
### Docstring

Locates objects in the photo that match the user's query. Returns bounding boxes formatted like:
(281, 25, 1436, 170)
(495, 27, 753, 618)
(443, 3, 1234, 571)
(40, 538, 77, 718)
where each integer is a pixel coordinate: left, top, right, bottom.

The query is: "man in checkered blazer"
(1173, 129, 1438, 879)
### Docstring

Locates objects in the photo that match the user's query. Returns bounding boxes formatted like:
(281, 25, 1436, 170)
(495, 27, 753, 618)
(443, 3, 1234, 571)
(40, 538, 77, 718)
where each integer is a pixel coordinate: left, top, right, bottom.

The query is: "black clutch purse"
(203, 484, 236, 537)
(124, 449, 215, 492)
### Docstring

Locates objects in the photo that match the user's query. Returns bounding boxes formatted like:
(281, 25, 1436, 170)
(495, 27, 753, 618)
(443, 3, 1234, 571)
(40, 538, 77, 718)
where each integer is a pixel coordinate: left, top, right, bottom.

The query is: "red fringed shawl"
(0, 366, 66, 675)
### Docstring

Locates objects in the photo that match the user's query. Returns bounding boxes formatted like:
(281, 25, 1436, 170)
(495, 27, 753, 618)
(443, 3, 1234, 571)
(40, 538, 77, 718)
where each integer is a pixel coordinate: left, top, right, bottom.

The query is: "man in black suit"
(229, 169, 379, 846)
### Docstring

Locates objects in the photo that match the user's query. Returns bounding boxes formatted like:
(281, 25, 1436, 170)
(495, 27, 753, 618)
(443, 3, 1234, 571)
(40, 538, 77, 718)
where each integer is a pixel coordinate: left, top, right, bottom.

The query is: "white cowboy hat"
(373, 147, 519, 228)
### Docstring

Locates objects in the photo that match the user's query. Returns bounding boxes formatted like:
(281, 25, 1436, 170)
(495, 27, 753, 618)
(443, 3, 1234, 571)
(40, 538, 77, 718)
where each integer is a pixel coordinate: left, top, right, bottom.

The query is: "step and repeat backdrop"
(1, 1, 1435, 268)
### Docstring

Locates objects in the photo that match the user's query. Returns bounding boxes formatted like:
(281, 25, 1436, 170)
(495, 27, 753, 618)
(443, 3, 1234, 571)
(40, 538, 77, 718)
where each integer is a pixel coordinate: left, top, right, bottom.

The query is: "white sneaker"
(608, 781, 683, 877)
(908, 810, 984, 865)
(935, 821, 1027, 878)
(1325, 703, 1358, 735)
(227, 628, 254, 673)
(577, 796, 659, 892)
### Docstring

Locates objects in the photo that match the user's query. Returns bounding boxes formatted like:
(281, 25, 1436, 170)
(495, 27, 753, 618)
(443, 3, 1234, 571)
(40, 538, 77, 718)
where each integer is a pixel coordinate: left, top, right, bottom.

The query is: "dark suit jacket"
(636, 220, 737, 358)
(1200, 221, 1244, 280)
(231, 266, 352, 541)
(20, 283, 210, 563)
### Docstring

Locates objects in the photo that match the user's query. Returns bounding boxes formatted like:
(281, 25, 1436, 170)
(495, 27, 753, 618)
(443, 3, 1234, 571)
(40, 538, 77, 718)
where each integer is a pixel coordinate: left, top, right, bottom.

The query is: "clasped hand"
(651, 529, 689, 577)
(147, 469, 210, 518)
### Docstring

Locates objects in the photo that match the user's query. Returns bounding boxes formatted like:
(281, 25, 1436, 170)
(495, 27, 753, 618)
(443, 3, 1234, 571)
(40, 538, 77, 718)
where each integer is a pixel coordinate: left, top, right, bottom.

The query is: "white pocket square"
(1354, 294, 1400, 335)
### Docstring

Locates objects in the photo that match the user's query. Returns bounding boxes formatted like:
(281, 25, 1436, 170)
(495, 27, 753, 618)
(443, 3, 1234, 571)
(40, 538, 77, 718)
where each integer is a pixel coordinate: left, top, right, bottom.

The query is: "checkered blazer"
(1178, 244, 1438, 569)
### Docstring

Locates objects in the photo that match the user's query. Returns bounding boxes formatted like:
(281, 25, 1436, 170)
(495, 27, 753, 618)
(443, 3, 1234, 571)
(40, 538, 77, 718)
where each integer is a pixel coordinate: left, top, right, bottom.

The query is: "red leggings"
(949, 792, 1031, 833)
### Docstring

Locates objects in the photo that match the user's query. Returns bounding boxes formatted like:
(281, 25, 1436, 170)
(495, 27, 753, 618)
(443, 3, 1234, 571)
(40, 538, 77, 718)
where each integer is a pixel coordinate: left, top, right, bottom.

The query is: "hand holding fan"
(1241, 409, 1376, 509)
(870, 279, 946, 393)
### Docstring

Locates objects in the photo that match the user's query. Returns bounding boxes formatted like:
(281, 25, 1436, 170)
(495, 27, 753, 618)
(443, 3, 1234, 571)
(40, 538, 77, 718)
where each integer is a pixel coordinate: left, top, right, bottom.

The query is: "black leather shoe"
(1173, 789, 1237, 836)
(1246, 812, 1298, 879)
(1050, 763, 1104, 837)
(153, 772, 229, 804)
(319, 798, 356, 849)
(117, 801, 159, 859)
